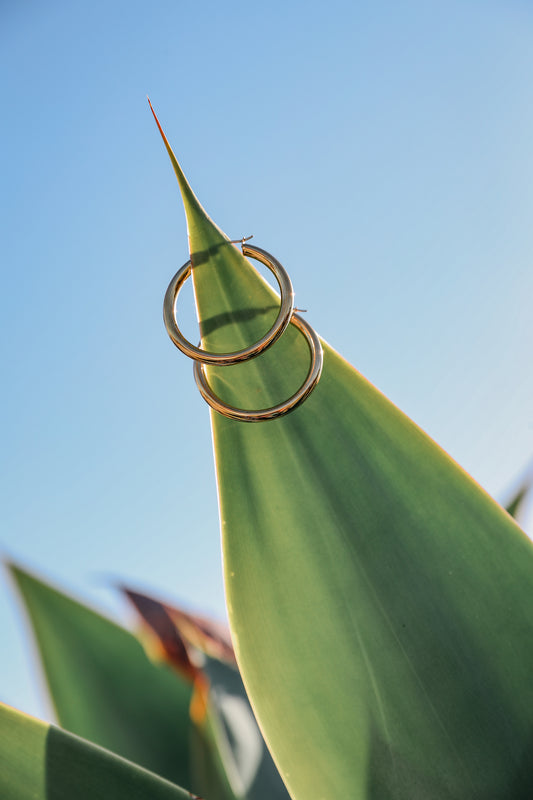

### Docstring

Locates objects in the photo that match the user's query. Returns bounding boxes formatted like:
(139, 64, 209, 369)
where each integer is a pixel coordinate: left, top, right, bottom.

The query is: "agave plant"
(1, 107, 533, 800)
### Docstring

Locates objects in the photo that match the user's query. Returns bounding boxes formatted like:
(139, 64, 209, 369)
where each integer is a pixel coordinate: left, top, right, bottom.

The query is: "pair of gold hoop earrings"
(163, 243, 323, 421)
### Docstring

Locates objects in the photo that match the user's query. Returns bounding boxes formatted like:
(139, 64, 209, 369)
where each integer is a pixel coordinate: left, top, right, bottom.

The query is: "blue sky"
(1, 0, 532, 719)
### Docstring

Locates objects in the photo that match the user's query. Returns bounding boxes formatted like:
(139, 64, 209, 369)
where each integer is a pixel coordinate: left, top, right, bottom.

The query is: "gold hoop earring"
(192, 312, 323, 422)
(163, 244, 294, 366)
(163, 243, 323, 421)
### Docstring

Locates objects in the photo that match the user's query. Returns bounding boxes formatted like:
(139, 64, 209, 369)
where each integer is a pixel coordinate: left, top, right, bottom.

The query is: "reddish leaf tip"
(147, 98, 171, 150)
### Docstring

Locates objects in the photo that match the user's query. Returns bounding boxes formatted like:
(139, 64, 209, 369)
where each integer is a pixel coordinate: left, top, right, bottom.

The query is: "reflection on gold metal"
(163, 243, 323, 421)
(194, 313, 323, 422)
(163, 244, 294, 365)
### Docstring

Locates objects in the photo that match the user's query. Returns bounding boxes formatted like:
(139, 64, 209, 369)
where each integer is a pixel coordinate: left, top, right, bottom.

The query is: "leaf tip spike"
(147, 98, 170, 148)
(148, 101, 224, 249)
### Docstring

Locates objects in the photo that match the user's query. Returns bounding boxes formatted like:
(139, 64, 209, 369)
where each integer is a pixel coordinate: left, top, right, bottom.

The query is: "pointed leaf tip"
(506, 478, 532, 521)
(147, 101, 214, 244)
(147, 98, 174, 154)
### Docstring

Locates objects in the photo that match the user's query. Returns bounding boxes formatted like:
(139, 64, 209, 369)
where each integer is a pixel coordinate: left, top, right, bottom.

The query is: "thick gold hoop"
(193, 313, 323, 422)
(163, 244, 294, 366)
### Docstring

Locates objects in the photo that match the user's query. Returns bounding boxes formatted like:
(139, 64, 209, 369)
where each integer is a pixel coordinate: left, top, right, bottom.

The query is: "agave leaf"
(123, 586, 290, 800)
(153, 108, 533, 800)
(505, 479, 531, 522)
(9, 564, 193, 788)
(0, 702, 198, 800)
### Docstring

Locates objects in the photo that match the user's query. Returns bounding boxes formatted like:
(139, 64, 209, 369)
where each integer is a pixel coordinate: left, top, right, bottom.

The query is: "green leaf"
(123, 586, 290, 800)
(505, 479, 531, 522)
(153, 109, 533, 799)
(0, 702, 198, 800)
(0, 704, 46, 800)
(8, 564, 193, 788)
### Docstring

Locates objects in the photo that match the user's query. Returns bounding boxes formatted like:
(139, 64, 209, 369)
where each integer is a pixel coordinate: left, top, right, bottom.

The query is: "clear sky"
(1, 0, 532, 720)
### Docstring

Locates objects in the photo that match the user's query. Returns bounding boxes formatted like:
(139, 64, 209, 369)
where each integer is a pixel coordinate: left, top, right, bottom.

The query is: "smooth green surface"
(0, 702, 195, 800)
(10, 565, 193, 788)
(157, 121, 533, 800)
(0, 704, 47, 800)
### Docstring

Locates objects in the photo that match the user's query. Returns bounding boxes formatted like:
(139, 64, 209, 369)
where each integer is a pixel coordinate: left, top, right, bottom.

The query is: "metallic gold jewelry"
(163, 244, 294, 365)
(163, 243, 323, 421)
(193, 313, 323, 422)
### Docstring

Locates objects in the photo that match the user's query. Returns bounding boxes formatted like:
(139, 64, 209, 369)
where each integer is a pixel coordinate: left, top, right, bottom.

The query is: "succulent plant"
(2, 109, 532, 800)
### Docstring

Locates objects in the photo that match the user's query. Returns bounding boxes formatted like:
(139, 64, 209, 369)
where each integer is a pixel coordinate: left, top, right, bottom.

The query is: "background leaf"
(0, 702, 197, 800)
(505, 477, 531, 522)
(9, 564, 193, 788)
